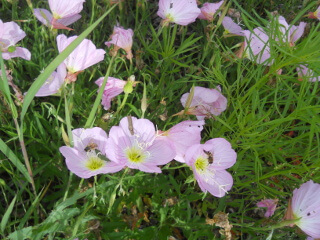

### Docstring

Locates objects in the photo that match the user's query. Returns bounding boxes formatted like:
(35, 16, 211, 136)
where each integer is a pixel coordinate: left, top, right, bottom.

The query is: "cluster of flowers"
(1, 0, 319, 101)
(157, 0, 320, 81)
(60, 116, 237, 198)
(2, 1, 230, 117)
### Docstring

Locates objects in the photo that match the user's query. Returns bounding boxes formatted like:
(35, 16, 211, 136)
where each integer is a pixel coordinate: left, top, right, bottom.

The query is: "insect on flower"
(84, 142, 98, 152)
(203, 150, 214, 164)
(106, 116, 176, 173)
(59, 127, 125, 178)
(185, 138, 237, 197)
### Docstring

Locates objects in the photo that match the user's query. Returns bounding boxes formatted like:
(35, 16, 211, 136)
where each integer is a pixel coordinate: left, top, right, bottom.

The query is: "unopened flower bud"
(123, 75, 135, 94)
(141, 82, 147, 117)
(61, 125, 70, 146)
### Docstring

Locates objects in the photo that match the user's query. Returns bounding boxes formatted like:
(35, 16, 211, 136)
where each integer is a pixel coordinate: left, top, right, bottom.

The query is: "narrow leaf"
(1, 196, 17, 233)
(0, 137, 31, 183)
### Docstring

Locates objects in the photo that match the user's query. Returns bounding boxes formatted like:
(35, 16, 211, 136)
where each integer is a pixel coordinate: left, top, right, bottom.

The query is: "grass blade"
(1, 196, 16, 234)
(0, 137, 31, 183)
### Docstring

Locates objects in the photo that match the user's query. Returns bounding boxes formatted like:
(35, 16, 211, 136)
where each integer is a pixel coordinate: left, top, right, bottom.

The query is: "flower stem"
(114, 93, 129, 117)
(85, 55, 116, 128)
(0, 52, 36, 195)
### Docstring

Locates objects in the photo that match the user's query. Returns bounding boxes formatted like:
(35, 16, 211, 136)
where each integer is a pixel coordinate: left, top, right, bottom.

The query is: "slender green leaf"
(0, 137, 31, 183)
(1, 195, 16, 233)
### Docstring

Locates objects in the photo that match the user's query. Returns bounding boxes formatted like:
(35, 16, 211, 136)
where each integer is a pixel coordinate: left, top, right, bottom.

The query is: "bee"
(204, 150, 214, 164)
(84, 142, 98, 152)
(127, 116, 134, 135)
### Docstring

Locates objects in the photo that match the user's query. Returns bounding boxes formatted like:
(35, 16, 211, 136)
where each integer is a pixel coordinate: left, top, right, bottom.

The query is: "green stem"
(64, 88, 73, 146)
(119, 168, 129, 185)
(114, 93, 129, 117)
(78, 178, 84, 191)
(269, 219, 299, 230)
(93, 175, 97, 206)
(233, 219, 299, 231)
(90, 0, 96, 25)
(0, 53, 36, 195)
(85, 55, 116, 128)
(63, 171, 73, 201)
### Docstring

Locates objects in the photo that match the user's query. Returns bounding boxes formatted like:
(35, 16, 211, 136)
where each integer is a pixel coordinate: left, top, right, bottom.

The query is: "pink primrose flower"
(0, 20, 31, 60)
(106, 116, 176, 173)
(180, 86, 227, 120)
(35, 63, 67, 97)
(256, 199, 278, 218)
(277, 16, 306, 46)
(242, 27, 272, 65)
(306, 237, 316, 240)
(157, 0, 201, 26)
(297, 65, 320, 82)
(56, 34, 105, 80)
(34, 0, 85, 30)
(198, 1, 224, 22)
(185, 138, 237, 197)
(222, 16, 245, 36)
(59, 127, 124, 178)
(159, 120, 205, 163)
(95, 77, 126, 110)
(286, 180, 320, 238)
(33, 9, 81, 31)
(105, 26, 134, 60)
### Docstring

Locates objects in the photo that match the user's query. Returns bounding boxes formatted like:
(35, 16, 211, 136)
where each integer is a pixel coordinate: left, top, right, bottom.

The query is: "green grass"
(1, 0, 320, 239)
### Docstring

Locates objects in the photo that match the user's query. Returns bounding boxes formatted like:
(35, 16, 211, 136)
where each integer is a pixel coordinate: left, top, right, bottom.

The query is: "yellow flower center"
(86, 156, 105, 171)
(165, 13, 175, 22)
(195, 157, 208, 172)
(53, 12, 62, 19)
(126, 147, 146, 163)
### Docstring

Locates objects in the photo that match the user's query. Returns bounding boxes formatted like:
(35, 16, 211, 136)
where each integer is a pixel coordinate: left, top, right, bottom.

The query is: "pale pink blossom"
(34, 0, 84, 30)
(106, 117, 176, 173)
(198, 1, 224, 22)
(0, 20, 31, 60)
(222, 16, 244, 36)
(180, 86, 227, 120)
(33, 8, 81, 30)
(306, 237, 319, 240)
(242, 27, 272, 65)
(59, 127, 124, 178)
(157, 0, 201, 26)
(285, 180, 320, 238)
(159, 120, 205, 163)
(35, 63, 67, 97)
(256, 199, 278, 218)
(185, 138, 237, 197)
(277, 16, 306, 46)
(56, 34, 105, 81)
(105, 26, 134, 60)
(95, 77, 126, 110)
(297, 65, 320, 82)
